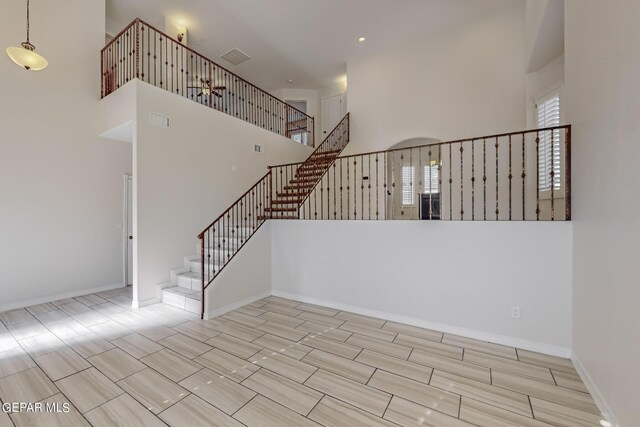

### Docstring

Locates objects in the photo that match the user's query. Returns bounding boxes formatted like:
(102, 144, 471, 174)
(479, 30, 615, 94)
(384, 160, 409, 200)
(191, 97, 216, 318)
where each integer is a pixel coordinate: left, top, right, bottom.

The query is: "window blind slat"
(537, 93, 561, 191)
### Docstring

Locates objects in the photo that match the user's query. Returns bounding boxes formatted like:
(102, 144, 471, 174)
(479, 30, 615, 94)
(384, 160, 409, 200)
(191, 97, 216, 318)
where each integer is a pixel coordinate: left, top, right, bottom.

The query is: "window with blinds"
(536, 92, 561, 191)
(402, 166, 415, 205)
(423, 163, 440, 194)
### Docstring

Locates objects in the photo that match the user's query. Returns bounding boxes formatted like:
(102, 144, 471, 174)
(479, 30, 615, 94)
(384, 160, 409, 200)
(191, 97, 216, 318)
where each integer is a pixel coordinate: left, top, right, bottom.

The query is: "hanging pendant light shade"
(5, 0, 48, 71)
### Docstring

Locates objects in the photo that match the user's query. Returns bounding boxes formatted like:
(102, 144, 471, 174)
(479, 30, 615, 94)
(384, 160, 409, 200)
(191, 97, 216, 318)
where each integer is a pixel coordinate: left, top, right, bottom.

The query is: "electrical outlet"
(511, 306, 521, 319)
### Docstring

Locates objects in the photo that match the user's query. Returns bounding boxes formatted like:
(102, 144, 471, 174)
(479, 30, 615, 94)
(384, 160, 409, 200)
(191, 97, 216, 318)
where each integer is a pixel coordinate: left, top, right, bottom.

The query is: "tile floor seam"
(8, 361, 95, 427)
(0, 292, 603, 427)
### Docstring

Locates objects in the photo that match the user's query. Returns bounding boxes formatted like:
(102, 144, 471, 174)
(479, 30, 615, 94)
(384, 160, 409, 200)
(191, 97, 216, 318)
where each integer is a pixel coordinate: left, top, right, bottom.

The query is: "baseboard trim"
(572, 354, 618, 426)
(204, 291, 271, 320)
(0, 283, 125, 313)
(133, 296, 162, 309)
(271, 290, 572, 358)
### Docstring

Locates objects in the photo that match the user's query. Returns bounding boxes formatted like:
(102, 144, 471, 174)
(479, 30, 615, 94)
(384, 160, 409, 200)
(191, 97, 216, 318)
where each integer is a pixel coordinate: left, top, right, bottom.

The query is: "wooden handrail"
(269, 124, 570, 168)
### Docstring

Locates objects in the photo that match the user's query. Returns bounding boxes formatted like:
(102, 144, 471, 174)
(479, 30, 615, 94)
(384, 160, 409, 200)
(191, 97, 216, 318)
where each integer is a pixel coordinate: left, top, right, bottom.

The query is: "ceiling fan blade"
(213, 92, 223, 98)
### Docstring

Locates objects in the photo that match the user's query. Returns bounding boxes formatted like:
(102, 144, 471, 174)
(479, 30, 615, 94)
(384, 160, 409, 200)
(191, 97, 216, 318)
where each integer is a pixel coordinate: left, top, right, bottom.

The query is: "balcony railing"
(270, 125, 572, 221)
(100, 18, 315, 146)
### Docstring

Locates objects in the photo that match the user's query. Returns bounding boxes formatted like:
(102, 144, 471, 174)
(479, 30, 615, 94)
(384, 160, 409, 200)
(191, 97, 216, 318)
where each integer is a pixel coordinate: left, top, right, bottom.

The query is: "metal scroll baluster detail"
(460, 144, 464, 220)
(522, 133, 526, 221)
(428, 148, 433, 220)
(550, 129, 555, 221)
(495, 137, 499, 220)
(448, 148, 452, 220)
(483, 138, 487, 221)
(536, 131, 540, 221)
(471, 141, 475, 221)
(508, 135, 513, 221)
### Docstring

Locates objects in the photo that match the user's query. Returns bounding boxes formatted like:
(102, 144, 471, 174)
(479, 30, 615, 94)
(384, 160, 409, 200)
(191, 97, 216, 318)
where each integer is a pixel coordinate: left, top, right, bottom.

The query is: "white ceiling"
(106, 0, 514, 91)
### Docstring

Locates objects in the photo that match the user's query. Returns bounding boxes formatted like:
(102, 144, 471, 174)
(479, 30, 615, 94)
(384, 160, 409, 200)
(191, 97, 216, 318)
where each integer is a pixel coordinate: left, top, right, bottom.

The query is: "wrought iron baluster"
(508, 135, 512, 220)
(550, 129, 555, 221)
(375, 154, 379, 220)
(340, 158, 344, 220)
(565, 127, 572, 221)
(448, 146, 452, 220)
(460, 143, 464, 220)
(495, 137, 499, 220)
(333, 163, 337, 220)
(522, 133, 526, 220)
(483, 139, 487, 220)
(354, 158, 358, 219)
(536, 131, 540, 221)
(428, 148, 433, 220)
(471, 140, 475, 220)
(368, 155, 372, 220)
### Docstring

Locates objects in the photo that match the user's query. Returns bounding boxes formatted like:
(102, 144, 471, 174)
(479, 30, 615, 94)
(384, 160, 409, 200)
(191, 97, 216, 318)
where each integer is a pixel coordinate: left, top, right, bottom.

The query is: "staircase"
(263, 149, 343, 219)
(161, 228, 251, 314)
(162, 114, 350, 317)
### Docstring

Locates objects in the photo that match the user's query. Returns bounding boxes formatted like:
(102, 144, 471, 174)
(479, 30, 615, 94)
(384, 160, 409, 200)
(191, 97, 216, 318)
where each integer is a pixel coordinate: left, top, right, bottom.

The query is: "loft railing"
(196, 114, 350, 318)
(270, 125, 571, 221)
(100, 18, 315, 146)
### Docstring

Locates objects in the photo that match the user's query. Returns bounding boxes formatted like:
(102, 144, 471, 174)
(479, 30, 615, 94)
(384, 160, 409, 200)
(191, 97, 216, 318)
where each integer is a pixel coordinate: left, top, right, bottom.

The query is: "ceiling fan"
(188, 79, 226, 98)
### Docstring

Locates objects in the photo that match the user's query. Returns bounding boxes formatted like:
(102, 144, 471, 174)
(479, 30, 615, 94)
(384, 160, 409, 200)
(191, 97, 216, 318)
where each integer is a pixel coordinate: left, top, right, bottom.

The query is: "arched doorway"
(386, 138, 442, 220)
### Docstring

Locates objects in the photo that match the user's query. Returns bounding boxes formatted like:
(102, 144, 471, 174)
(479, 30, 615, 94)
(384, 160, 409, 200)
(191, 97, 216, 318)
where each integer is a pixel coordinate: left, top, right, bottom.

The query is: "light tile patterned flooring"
(0, 288, 604, 426)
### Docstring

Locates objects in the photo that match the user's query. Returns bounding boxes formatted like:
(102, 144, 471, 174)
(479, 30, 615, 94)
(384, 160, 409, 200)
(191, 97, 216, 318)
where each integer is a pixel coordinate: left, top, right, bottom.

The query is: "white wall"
(205, 222, 272, 318)
(0, 0, 132, 310)
(525, 0, 564, 73)
(346, 2, 526, 154)
(525, 54, 564, 128)
(134, 81, 312, 305)
(272, 220, 573, 355)
(565, 0, 640, 424)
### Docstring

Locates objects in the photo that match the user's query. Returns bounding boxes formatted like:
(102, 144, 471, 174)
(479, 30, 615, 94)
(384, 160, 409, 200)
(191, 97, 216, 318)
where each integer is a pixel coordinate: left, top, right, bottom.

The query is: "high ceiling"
(106, 0, 514, 91)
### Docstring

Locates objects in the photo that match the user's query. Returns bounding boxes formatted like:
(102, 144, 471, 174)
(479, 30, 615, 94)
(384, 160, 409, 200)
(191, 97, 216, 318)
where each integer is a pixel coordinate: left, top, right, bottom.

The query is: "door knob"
(129, 236, 133, 240)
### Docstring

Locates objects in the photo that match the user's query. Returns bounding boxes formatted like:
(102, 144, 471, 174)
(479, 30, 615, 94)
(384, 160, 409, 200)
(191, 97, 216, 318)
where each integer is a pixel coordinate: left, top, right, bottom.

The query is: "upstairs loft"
(101, 18, 315, 147)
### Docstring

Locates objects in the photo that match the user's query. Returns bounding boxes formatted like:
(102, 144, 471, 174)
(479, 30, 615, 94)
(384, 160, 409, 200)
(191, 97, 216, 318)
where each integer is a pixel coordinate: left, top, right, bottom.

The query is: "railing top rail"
(268, 124, 571, 168)
(102, 18, 139, 52)
(102, 18, 313, 121)
(197, 171, 270, 238)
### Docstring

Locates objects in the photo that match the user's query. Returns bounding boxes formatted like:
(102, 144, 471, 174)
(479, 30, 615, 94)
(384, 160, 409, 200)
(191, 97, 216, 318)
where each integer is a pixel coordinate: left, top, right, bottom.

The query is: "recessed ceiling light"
(358, 36, 366, 42)
(287, 79, 294, 83)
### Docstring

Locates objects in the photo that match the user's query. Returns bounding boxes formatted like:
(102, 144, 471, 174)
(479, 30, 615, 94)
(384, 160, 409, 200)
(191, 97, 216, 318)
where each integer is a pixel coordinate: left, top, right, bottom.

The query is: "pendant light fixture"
(6, 0, 48, 71)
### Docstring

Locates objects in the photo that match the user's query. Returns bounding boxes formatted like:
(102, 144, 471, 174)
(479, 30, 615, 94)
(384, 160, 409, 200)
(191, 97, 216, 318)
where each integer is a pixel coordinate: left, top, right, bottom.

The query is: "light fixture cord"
(26, 0, 30, 43)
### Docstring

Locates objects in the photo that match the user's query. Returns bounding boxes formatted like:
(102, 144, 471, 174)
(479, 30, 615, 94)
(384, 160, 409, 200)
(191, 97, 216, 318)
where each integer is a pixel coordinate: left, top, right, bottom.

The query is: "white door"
(125, 176, 133, 286)
(321, 94, 343, 137)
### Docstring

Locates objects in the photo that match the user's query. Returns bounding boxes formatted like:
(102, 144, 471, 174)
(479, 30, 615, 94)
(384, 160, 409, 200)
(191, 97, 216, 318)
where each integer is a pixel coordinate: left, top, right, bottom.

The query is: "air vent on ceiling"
(221, 48, 251, 66)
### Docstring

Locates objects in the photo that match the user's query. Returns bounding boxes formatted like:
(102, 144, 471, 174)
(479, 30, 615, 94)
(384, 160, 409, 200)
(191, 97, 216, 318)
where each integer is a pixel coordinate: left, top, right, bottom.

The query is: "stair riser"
(276, 192, 308, 198)
(265, 208, 297, 213)
(258, 215, 298, 220)
(290, 179, 320, 184)
(176, 274, 200, 290)
(189, 260, 222, 274)
(271, 200, 304, 205)
(162, 290, 201, 313)
(284, 186, 313, 191)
